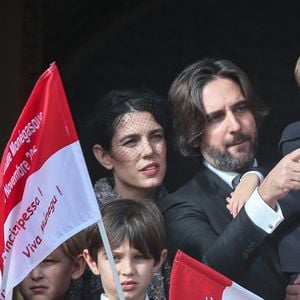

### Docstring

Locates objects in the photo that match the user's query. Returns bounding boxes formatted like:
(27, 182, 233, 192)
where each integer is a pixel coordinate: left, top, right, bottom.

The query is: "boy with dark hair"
(83, 199, 167, 300)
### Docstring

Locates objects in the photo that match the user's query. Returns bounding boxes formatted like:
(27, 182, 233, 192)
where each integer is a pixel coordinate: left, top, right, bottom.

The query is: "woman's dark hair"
(85, 87, 171, 152)
(86, 199, 166, 265)
(169, 58, 269, 158)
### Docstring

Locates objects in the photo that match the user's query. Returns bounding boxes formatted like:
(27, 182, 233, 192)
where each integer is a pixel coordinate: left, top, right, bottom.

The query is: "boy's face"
(84, 239, 165, 300)
(18, 246, 83, 300)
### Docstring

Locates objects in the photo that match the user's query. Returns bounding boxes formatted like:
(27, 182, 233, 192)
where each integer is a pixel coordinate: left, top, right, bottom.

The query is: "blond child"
(16, 231, 86, 300)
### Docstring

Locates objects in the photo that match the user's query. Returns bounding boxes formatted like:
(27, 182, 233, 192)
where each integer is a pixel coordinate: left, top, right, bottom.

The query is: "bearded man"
(158, 58, 300, 300)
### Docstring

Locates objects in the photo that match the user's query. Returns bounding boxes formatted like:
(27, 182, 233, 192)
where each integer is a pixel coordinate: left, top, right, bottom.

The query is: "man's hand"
(286, 274, 300, 299)
(258, 149, 300, 209)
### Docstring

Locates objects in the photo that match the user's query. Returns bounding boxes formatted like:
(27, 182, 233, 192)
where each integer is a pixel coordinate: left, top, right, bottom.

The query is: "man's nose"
(226, 112, 241, 132)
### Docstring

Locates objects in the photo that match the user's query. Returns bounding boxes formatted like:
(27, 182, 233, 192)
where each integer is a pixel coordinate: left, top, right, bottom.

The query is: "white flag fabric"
(0, 63, 101, 299)
(170, 250, 263, 300)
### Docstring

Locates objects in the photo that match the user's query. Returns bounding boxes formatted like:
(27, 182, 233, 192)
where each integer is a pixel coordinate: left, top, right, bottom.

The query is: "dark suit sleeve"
(279, 190, 300, 218)
(277, 191, 300, 272)
(159, 180, 269, 281)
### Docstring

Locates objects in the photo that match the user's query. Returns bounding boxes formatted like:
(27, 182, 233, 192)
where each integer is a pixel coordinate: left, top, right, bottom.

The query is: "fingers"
(226, 194, 243, 218)
(286, 283, 300, 299)
(287, 148, 300, 162)
(230, 198, 240, 218)
(259, 156, 300, 207)
(236, 201, 245, 217)
(226, 203, 233, 215)
(226, 197, 234, 216)
(294, 274, 300, 285)
(276, 159, 300, 191)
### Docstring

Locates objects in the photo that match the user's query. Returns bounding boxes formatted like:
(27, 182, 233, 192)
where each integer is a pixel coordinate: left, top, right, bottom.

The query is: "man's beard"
(201, 132, 257, 173)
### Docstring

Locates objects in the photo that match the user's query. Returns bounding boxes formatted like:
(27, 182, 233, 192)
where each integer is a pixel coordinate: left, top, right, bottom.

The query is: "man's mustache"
(225, 133, 251, 147)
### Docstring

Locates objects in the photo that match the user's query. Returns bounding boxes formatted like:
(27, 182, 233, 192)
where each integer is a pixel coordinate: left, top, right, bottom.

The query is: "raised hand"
(258, 148, 300, 209)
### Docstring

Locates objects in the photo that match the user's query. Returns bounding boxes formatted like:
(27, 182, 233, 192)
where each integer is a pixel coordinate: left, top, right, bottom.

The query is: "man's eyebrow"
(231, 99, 248, 108)
(206, 110, 223, 119)
(205, 99, 248, 119)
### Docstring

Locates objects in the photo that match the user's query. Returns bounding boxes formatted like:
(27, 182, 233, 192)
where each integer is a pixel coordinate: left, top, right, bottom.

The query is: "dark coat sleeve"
(158, 169, 270, 281)
(279, 190, 300, 218)
(277, 191, 300, 272)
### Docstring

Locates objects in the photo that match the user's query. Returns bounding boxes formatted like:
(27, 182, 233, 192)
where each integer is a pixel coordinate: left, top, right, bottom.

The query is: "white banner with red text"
(0, 63, 101, 299)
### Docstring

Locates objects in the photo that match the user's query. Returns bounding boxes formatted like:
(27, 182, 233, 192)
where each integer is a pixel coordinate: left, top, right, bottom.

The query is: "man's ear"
(83, 249, 100, 276)
(191, 137, 201, 149)
(93, 144, 113, 170)
(71, 254, 86, 280)
(153, 249, 168, 273)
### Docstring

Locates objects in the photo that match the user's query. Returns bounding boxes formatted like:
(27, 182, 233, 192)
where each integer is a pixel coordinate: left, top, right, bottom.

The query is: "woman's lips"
(140, 162, 160, 176)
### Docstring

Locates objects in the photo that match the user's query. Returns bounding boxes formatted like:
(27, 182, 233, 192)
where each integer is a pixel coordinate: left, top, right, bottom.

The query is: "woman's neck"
(113, 184, 156, 202)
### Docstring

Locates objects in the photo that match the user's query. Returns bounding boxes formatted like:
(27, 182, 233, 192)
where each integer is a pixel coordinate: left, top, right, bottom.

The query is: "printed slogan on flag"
(0, 63, 101, 299)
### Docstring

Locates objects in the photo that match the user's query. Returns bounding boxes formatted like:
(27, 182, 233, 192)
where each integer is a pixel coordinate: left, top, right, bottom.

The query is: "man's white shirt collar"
(203, 159, 258, 188)
(203, 160, 238, 188)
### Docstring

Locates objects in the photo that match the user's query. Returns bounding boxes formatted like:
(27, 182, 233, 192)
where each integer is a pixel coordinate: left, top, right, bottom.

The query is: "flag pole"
(97, 219, 125, 300)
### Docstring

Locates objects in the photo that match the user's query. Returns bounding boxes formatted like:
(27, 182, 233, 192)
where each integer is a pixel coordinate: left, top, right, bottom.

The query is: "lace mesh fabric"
(108, 111, 167, 164)
(84, 88, 171, 162)
(73, 89, 171, 299)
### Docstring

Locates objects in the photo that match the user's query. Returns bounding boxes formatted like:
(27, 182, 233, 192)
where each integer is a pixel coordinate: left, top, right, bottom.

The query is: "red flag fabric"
(0, 63, 101, 299)
(169, 250, 262, 300)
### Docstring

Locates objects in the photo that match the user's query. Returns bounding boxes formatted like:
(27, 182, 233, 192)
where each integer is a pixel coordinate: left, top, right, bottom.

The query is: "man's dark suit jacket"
(158, 165, 288, 300)
(277, 120, 300, 275)
(278, 191, 300, 274)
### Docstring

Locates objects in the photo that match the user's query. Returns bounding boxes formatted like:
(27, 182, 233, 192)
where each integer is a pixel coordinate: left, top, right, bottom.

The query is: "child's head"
(18, 231, 86, 300)
(85, 88, 171, 198)
(83, 199, 167, 300)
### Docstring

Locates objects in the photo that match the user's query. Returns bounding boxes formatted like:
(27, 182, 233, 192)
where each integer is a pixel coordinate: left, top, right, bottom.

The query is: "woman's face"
(100, 111, 167, 198)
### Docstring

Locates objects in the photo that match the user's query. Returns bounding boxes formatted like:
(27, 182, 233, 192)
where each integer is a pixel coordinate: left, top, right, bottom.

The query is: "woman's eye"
(150, 130, 165, 142)
(151, 133, 164, 141)
(123, 139, 137, 147)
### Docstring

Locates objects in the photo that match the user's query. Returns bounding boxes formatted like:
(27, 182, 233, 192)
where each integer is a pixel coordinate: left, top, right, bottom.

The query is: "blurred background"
(1, 0, 300, 191)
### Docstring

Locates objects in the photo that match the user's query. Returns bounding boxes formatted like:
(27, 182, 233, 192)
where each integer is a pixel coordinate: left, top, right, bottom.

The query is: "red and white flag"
(169, 250, 262, 300)
(0, 63, 101, 299)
